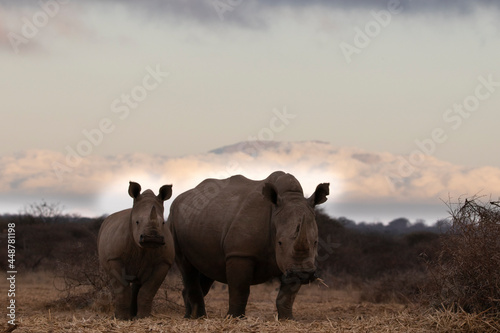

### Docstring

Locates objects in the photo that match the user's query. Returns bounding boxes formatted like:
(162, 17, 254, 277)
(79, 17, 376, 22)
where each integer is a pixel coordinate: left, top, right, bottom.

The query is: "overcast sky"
(1, 0, 499, 221)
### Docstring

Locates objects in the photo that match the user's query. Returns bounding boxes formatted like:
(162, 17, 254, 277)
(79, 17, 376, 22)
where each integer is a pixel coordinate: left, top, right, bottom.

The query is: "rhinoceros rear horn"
(308, 183, 330, 207)
(129, 181, 142, 199)
(158, 184, 173, 201)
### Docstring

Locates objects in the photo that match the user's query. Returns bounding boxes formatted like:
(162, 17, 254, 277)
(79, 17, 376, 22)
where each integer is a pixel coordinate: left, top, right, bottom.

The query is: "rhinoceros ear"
(262, 183, 279, 206)
(128, 181, 142, 199)
(308, 183, 330, 207)
(158, 184, 173, 201)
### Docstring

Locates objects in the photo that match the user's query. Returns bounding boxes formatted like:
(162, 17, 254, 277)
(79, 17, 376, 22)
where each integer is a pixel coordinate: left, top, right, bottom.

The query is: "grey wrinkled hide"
(169, 171, 329, 319)
(98, 181, 174, 320)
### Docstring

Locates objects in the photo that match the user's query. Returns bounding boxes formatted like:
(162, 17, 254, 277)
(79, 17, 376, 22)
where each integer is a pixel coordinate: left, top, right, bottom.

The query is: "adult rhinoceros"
(98, 181, 174, 320)
(168, 171, 329, 319)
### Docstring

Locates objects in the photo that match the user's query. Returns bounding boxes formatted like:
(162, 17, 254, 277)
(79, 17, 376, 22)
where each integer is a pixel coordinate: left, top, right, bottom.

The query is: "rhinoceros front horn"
(139, 206, 165, 248)
(293, 220, 309, 253)
(149, 206, 157, 221)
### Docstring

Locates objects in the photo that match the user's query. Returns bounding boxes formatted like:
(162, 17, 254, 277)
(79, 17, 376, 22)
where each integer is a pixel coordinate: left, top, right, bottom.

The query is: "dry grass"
(2, 272, 499, 333)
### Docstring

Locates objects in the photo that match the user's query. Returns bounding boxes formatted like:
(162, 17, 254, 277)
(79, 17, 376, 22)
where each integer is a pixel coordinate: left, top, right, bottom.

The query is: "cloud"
(81, 0, 500, 18)
(2, 0, 497, 55)
(0, 1, 98, 54)
(2, 0, 499, 29)
(1, 141, 500, 222)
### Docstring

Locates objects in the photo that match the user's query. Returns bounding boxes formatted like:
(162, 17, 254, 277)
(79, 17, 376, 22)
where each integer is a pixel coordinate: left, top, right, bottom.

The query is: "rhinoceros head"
(128, 181, 173, 249)
(262, 174, 329, 285)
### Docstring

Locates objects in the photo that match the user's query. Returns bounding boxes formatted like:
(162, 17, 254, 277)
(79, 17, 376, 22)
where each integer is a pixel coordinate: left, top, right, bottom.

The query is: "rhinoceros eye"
(136, 221, 139, 225)
(278, 241, 282, 246)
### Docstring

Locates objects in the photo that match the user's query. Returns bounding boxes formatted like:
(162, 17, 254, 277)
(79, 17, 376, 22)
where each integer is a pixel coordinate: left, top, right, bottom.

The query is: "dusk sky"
(1, 0, 499, 222)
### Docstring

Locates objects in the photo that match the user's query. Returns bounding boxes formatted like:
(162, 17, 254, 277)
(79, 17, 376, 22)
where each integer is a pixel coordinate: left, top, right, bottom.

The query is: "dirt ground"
(2, 272, 498, 333)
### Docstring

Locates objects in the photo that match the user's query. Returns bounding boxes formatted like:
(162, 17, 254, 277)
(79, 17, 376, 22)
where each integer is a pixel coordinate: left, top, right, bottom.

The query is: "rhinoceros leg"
(200, 273, 214, 296)
(178, 259, 207, 318)
(136, 263, 170, 319)
(275, 279, 302, 320)
(130, 282, 140, 317)
(108, 261, 133, 320)
(112, 282, 133, 320)
(226, 257, 254, 318)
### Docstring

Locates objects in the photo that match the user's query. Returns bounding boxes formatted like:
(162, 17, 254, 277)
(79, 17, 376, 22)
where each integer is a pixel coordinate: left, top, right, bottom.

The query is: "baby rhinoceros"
(98, 181, 174, 320)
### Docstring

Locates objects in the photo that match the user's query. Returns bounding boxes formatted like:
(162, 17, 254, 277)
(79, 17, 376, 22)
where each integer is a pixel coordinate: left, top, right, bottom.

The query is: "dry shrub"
(359, 269, 428, 304)
(52, 247, 184, 315)
(52, 245, 112, 312)
(427, 197, 500, 315)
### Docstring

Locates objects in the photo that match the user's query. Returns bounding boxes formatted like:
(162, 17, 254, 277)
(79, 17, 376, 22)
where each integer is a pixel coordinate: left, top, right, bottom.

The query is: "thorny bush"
(427, 198, 500, 315)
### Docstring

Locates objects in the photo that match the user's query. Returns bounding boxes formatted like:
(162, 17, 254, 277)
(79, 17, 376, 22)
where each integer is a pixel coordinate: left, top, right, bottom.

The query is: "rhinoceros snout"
(139, 234, 165, 248)
(282, 270, 317, 285)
